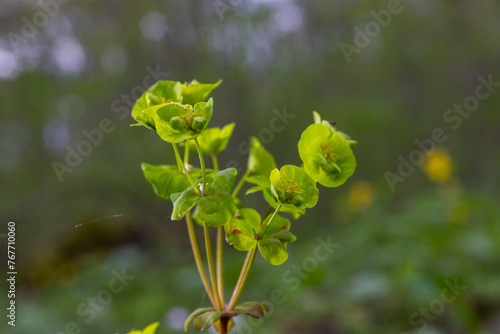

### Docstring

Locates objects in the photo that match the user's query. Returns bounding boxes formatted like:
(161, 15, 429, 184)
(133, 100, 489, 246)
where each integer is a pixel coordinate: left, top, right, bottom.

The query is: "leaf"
(125, 322, 160, 334)
(269, 165, 319, 212)
(170, 188, 200, 220)
(184, 307, 214, 332)
(298, 123, 357, 188)
(131, 81, 182, 121)
(258, 214, 296, 265)
(192, 123, 235, 155)
(193, 311, 226, 331)
(142, 322, 160, 334)
(181, 79, 222, 106)
(198, 194, 237, 227)
(207, 168, 237, 194)
(225, 208, 260, 251)
(247, 137, 276, 177)
(233, 302, 269, 319)
(141, 163, 191, 200)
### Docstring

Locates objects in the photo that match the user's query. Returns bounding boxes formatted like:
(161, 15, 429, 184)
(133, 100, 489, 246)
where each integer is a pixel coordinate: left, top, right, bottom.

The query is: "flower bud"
(192, 116, 207, 130)
(170, 117, 186, 131)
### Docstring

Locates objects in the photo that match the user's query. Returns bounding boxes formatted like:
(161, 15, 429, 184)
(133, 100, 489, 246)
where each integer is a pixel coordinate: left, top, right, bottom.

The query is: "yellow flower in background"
(424, 147, 452, 184)
(349, 181, 374, 212)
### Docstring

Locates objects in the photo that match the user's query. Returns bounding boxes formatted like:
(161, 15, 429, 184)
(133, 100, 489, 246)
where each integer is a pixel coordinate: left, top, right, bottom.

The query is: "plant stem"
(260, 205, 282, 235)
(184, 140, 190, 164)
(186, 212, 216, 308)
(227, 247, 257, 310)
(211, 153, 219, 171)
(194, 138, 206, 194)
(217, 226, 225, 306)
(231, 169, 251, 199)
(219, 317, 229, 334)
(172, 143, 200, 196)
(262, 205, 273, 221)
(204, 222, 224, 311)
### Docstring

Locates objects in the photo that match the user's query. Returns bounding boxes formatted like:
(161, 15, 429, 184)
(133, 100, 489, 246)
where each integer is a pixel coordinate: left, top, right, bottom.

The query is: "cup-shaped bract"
(131, 81, 183, 130)
(269, 165, 319, 212)
(190, 123, 235, 155)
(181, 79, 222, 106)
(298, 123, 356, 188)
(154, 98, 214, 143)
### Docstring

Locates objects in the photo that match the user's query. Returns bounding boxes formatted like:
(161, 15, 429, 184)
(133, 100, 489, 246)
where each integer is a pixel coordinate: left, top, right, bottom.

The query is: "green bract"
(141, 163, 192, 200)
(190, 123, 235, 155)
(269, 165, 319, 212)
(225, 208, 260, 251)
(312, 111, 358, 149)
(170, 168, 238, 227)
(298, 123, 356, 187)
(258, 214, 296, 265)
(247, 137, 276, 176)
(244, 137, 277, 196)
(225, 208, 296, 265)
(131, 81, 183, 130)
(154, 99, 213, 143)
(181, 79, 222, 106)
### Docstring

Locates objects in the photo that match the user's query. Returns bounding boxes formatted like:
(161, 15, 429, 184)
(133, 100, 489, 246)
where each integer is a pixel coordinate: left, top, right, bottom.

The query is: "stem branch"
(186, 213, 216, 307)
(194, 138, 206, 193)
(172, 143, 200, 196)
(204, 223, 224, 310)
(217, 226, 225, 306)
(232, 169, 251, 199)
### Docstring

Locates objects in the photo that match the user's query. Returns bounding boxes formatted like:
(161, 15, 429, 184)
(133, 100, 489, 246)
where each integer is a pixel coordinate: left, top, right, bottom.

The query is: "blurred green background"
(1, 0, 499, 333)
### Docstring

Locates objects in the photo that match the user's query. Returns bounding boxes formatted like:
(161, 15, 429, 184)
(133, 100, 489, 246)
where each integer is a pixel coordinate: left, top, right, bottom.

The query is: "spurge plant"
(125, 79, 358, 334)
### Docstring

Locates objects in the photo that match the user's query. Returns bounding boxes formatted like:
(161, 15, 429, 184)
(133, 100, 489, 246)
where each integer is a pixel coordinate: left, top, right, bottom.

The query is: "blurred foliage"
(1, 0, 500, 333)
